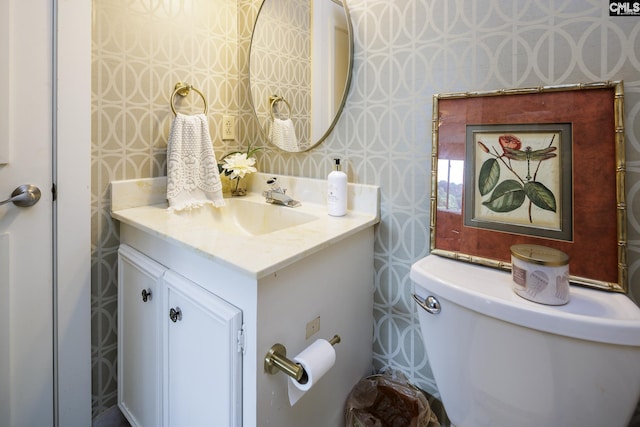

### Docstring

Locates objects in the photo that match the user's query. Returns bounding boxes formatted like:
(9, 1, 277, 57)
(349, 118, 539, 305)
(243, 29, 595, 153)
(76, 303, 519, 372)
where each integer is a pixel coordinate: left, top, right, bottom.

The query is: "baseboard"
(92, 405, 130, 427)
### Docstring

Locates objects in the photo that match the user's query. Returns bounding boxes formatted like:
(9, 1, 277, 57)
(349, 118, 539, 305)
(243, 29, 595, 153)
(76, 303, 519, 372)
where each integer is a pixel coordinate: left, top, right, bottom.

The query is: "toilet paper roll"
(287, 338, 336, 406)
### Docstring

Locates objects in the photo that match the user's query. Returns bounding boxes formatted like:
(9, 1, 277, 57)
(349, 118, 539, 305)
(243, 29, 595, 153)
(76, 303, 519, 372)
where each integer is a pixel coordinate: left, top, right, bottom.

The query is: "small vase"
(231, 177, 246, 196)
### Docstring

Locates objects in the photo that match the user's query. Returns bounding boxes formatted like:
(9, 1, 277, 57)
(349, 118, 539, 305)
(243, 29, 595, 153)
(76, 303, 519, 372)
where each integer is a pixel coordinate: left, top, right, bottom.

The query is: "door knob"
(0, 185, 41, 207)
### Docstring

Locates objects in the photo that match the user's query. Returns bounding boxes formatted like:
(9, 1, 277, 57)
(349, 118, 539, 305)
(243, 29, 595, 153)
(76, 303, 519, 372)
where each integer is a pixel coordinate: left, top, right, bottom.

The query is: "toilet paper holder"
(264, 334, 340, 383)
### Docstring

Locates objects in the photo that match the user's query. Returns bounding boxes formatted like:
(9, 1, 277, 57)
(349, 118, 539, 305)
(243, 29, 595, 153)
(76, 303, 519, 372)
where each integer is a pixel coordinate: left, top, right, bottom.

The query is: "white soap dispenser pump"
(328, 158, 347, 216)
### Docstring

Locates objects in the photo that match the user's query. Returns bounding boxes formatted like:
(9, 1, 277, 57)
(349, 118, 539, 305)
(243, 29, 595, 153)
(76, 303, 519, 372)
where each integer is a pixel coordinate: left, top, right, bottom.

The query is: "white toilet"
(410, 255, 640, 427)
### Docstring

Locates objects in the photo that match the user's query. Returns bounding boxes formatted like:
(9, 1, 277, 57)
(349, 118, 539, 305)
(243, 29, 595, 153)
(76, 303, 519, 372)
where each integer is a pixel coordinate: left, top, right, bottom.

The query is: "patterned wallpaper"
(91, 0, 239, 415)
(249, 0, 312, 150)
(92, 0, 640, 419)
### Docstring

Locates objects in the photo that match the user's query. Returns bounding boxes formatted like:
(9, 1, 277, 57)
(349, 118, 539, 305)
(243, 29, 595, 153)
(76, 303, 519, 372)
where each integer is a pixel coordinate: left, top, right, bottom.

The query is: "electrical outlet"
(305, 316, 320, 339)
(222, 115, 235, 140)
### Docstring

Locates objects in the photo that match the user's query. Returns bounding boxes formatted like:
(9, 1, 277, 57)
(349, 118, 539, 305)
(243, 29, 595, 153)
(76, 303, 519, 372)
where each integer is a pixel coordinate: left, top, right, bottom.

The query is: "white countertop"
(111, 174, 380, 279)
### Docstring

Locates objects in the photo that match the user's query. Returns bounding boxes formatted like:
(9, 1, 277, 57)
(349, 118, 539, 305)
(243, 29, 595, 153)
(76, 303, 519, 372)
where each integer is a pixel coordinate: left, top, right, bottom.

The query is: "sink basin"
(111, 175, 380, 277)
(173, 197, 318, 236)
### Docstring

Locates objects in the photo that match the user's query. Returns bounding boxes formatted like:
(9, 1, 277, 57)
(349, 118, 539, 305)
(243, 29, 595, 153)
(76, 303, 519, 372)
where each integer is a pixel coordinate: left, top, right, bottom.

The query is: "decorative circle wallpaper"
(92, 0, 640, 418)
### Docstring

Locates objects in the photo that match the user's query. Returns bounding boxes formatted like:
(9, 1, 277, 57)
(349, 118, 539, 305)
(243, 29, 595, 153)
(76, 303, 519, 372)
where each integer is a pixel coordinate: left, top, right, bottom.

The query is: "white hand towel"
(269, 118, 299, 151)
(166, 113, 225, 211)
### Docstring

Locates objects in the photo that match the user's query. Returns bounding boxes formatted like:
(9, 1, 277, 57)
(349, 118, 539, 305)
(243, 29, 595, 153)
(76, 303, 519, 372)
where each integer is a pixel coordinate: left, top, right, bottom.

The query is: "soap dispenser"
(328, 158, 347, 216)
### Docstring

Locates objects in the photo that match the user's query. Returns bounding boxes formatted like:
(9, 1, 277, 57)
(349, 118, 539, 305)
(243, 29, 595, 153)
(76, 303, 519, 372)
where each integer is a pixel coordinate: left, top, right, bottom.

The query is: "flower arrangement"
(218, 141, 266, 196)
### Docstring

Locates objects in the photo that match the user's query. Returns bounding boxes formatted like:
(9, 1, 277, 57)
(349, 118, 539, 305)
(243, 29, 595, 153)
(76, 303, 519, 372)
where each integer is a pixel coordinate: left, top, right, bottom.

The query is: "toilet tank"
(410, 255, 640, 427)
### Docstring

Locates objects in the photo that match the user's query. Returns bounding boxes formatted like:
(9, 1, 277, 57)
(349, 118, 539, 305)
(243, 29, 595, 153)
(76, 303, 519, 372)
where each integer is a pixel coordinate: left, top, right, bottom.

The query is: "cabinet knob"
(169, 307, 182, 323)
(141, 289, 152, 302)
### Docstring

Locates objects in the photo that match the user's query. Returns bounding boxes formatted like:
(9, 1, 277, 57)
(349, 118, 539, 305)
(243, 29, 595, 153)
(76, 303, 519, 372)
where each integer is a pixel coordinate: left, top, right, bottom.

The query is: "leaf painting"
(476, 133, 558, 223)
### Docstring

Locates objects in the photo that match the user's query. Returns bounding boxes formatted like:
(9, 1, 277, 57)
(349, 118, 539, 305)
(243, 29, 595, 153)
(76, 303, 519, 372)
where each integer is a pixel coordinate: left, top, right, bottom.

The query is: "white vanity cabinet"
(117, 225, 375, 427)
(118, 245, 165, 427)
(112, 174, 380, 427)
(118, 245, 242, 427)
(162, 270, 242, 427)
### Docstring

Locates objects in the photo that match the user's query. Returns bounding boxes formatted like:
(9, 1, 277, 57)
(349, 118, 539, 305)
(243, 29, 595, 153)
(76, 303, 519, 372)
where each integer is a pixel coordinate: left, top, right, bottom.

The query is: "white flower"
(221, 152, 257, 179)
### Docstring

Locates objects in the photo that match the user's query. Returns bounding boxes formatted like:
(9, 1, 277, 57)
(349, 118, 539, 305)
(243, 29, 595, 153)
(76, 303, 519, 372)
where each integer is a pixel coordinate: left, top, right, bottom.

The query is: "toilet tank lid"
(410, 255, 640, 347)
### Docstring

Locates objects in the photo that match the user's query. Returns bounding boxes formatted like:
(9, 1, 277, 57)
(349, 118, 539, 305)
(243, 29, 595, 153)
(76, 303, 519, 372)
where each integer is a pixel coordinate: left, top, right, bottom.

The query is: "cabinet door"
(118, 245, 166, 427)
(163, 270, 243, 427)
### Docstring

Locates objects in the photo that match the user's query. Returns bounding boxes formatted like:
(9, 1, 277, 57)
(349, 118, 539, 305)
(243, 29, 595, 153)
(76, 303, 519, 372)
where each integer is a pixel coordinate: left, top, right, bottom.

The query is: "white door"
(0, 1, 91, 426)
(0, 0, 54, 425)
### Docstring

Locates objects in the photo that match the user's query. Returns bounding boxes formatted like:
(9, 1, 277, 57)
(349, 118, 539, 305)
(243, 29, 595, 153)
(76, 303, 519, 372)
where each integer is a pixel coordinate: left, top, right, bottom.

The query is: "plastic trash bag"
(345, 371, 441, 427)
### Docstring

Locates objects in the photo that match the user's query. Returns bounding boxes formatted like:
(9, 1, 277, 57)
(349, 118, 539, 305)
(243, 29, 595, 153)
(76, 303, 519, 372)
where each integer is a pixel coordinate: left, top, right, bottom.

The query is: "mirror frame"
(248, 0, 354, 152)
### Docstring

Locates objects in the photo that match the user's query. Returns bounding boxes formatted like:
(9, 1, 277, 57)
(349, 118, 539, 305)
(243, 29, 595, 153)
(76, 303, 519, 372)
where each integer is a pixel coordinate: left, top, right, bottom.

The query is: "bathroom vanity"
(111, 174, 380, 427)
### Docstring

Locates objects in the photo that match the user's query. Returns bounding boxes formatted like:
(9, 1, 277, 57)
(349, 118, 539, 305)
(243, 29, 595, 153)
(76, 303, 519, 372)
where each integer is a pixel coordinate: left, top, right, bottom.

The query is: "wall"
(91, 0, 238, 415)
(251, 0, 640, 398)
(92, 0, 640, 418)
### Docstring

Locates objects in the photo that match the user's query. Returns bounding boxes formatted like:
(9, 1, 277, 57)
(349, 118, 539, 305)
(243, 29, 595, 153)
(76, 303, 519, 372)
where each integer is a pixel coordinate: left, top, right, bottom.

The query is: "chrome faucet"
(262, 177, 301, 207)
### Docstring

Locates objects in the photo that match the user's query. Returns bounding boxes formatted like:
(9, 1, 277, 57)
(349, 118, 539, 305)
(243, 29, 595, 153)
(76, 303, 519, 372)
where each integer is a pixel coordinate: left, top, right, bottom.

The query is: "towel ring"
(171, 82, 208, 116)
(269, 95, 292, 120)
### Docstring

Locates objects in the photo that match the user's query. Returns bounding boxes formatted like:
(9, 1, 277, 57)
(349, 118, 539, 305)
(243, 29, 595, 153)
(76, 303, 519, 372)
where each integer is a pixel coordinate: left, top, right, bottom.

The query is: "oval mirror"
(249, 0, 353, 152)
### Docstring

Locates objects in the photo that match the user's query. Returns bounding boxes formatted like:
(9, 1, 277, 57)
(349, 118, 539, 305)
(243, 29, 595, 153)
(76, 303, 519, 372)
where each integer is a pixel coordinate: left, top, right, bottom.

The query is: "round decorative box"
(510, 244, 570, 305)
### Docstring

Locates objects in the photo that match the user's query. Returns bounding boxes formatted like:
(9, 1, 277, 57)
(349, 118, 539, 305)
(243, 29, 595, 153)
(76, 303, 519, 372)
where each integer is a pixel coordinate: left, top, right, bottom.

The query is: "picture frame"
(430, 81, 627, 293)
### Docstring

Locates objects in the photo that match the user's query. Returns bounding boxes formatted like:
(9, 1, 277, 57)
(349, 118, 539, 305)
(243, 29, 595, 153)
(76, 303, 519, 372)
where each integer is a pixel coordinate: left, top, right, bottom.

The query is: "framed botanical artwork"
(430, 81, 627, 293)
